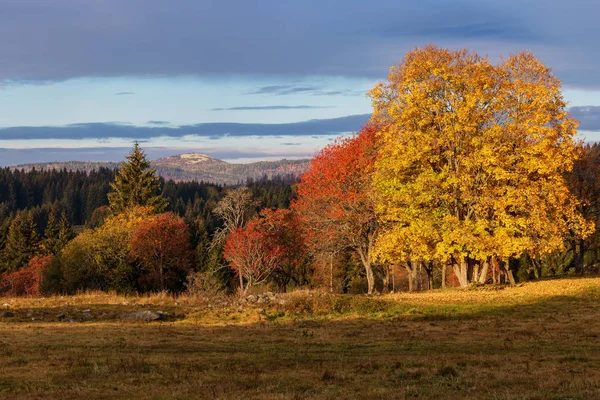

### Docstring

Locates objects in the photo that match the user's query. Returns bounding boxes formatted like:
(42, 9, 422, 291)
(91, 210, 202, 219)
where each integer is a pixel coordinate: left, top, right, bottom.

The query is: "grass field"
(0, 278, 599, 399)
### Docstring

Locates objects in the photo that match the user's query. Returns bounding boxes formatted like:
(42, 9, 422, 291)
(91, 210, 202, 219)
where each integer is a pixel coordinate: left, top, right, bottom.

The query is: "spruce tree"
(43, 212, 60, 255)
(107, 142, 167, 213)
(1, 211, 40, 272)
(57, 212, 75, 250)
(42, 211, 74, 255)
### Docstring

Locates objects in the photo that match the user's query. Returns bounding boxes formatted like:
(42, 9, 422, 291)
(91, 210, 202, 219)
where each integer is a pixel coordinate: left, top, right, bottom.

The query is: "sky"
(1, 0, 600, 166)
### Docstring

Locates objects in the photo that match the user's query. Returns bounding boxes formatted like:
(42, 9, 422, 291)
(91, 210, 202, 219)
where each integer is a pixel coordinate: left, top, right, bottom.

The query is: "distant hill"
(10, 153, 310, 185)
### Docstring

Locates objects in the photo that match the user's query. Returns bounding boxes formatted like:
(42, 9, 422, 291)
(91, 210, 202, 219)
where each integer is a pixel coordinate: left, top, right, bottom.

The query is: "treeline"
(219, 46, 600, 296)
(0, 167, 294, 233)
(3, 45, 600, 297)
(0, 147, 301, 295)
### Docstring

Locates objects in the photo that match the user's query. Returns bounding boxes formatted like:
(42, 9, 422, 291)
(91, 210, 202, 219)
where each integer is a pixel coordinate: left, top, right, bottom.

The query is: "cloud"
(312, 90, 366, 97)
(244, 85, 323, 96)
(570, 106, 600, 131)
(0, 114, 372, 140)
(281, 142, 302, 146)
(147, 120, 170, 125)
(115, 91, 134, 96)
(244, 85, 366, 97)
(0, 1, 598, 88)
(210, 105, 333, 111)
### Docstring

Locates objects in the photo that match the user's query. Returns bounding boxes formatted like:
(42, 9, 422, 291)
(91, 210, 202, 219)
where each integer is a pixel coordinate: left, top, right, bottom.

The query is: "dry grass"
(0, 277, 599, 399)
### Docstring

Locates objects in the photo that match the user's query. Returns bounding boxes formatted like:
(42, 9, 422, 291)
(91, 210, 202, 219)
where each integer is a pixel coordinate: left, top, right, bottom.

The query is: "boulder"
(246, 295, 258, 303)
(120, 310, 167, 322)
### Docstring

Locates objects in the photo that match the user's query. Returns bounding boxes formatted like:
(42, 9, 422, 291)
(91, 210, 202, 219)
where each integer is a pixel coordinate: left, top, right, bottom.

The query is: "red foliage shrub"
(129, 212, 194, 292)
(0, 255, 52, 297)
(223, 218, 283, 294)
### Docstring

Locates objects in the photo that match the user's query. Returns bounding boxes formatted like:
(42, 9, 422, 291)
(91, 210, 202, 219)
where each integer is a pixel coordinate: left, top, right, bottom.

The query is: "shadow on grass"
(0, 303, 186, 323)
(0, 282, 599, 399)
(1, 283, 598, 326)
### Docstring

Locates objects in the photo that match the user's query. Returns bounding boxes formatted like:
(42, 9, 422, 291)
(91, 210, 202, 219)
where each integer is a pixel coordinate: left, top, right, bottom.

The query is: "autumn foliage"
(293, 123, 380, 293)
(0, 255, 52, 297)
(370, 45, 591, 286)
(1, 46, 594, 296)
(258, 208, 310, 291)
(129, 212, 194, 292)
(223, 217, 284, 294)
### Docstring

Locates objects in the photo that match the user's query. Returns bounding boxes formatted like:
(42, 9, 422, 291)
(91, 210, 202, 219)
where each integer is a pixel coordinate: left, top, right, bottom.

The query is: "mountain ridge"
(9, 153, 310, 185)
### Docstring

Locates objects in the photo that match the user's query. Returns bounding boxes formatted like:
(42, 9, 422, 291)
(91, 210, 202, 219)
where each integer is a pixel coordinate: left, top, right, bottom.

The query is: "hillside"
(10, 153, 310, 185)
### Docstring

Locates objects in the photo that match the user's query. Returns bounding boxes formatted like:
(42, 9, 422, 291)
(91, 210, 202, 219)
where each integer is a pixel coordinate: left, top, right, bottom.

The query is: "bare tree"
(211, 187, 254, 248)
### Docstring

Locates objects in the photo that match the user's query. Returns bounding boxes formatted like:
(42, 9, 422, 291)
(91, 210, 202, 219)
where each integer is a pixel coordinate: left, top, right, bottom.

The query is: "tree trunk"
(278, 277, 289, 293)
(441, 263, 446, 288)
(507, 270, 516, 286)
(579, 239, 586, 274)
(357, 247, 375, 295)
(428, 262, 434, 290)
(382, 264, 390, 293)
(501, 259, 516, 286)
(478, 259, 489, 284)
(423, 261, 434, 290)
(329, 253, 334, 294)
(492, 262, 496, 284)
(491, 257, 499, 284)
(453, 260, 469, 287)
(472, 261, 480, 285)
(533, 258, 543, 280)
(365, 263, 375, 295)
(406, 261, 419, 292)
(239, 272, 245, 295)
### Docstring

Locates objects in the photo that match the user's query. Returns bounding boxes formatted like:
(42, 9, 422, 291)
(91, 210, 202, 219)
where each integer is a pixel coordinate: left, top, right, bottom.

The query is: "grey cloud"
(281, 142, 302, 146)
(0, 1, 598, 88)
(115, 91, 134, 96)
(410, 21, 537, 41)
(211, 105, 333, 111)
(244, 85, 365, 97)
(313, 90, 366, 97)
(244, 85, 323, 96)
(570, 106, 600, 131)
(147, 120, 170, 125)
(0, 115, 371, 140)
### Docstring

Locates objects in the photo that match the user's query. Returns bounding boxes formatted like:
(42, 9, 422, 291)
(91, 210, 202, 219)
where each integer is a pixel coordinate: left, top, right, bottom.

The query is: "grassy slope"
(0, 278, 599, 399)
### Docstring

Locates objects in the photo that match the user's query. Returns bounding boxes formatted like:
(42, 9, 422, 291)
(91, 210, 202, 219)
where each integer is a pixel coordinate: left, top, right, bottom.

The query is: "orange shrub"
(0, 255, 53, 297)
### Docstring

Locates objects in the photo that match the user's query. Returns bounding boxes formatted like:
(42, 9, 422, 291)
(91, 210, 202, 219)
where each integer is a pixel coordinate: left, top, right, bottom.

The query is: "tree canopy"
(370, 45, 592, 286)
(293, 123, 380, 294)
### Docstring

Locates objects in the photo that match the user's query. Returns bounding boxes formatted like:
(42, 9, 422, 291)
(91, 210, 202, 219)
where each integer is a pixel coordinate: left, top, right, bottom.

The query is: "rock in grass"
(120, 311, 167, 322)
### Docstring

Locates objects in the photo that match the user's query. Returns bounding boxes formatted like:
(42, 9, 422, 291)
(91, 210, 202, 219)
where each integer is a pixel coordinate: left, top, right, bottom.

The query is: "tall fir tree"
(1, 211, 40, 272)
(107, 142, 168, 213)
(42, 211, 74, 255)
(43, 211, 60, 255)
(57, 212, 76, 250)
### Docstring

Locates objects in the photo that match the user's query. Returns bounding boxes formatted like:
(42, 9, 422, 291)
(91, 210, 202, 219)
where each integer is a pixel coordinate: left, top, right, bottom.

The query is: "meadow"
(0, 277, 599, 399)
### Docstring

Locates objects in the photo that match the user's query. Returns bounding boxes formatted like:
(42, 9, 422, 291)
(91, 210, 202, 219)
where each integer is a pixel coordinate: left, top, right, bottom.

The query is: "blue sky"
(1, 0, 600, 165)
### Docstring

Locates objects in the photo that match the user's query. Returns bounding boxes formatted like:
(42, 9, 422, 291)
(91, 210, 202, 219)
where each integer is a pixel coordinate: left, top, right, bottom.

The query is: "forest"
(1, 46, 600, 299)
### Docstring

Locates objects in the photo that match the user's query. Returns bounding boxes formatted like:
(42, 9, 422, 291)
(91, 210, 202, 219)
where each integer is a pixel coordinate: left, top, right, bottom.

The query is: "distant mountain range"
(10, 153, 311, 185)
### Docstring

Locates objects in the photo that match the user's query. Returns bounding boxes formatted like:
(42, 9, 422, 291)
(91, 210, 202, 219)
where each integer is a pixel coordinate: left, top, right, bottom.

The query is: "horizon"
(2, 150, 311, 168)
(1, 1, 600, 164)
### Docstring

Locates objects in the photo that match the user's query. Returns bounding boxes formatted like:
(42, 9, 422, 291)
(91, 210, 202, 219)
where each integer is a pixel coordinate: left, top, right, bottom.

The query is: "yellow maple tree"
(370, 45, 592, 286)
